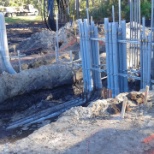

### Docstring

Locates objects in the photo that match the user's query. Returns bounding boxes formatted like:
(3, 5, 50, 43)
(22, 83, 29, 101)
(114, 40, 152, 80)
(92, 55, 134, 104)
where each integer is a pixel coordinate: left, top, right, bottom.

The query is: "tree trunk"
(0, 64, 73, 104)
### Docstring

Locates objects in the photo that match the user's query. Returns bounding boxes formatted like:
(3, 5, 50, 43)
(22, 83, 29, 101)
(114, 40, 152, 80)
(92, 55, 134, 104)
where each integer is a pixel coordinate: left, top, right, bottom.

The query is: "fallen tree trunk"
(0, 64, 73, 104)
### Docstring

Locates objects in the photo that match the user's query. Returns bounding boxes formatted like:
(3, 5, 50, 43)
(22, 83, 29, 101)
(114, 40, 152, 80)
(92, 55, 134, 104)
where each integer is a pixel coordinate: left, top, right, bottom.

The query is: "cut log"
(0, 64, 73, 104)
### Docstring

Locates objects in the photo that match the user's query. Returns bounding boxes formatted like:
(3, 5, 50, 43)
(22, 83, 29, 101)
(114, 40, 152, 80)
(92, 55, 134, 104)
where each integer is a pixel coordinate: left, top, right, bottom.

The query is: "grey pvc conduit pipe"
(0, 13, 16, 74)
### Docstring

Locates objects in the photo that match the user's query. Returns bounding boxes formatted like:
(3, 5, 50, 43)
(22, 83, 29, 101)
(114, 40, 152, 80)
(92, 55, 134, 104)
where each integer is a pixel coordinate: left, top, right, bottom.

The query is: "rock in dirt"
(127, 92, 145, 105)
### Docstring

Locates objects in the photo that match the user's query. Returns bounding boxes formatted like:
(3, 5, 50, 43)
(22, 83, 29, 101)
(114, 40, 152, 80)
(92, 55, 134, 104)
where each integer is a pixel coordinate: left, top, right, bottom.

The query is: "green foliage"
(141, 0, 151, 19)
(0, 0, 152, 22)
(0, 0, 41, 10)
(90, 0, 130, 22)
(89, 0, 152, 22)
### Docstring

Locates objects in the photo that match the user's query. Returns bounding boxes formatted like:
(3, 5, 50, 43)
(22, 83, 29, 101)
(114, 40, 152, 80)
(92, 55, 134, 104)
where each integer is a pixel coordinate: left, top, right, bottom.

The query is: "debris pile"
(60, 99, 109, 121)
(57, 90, 153, 122)
(17, 23, 77, 55)
(127, 92, 145, 105)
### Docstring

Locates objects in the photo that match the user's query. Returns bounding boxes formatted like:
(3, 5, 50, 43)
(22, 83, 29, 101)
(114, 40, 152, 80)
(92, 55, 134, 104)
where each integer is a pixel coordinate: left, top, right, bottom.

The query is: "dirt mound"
(59, 100, 109, 121)
(17, 23, 77, 55)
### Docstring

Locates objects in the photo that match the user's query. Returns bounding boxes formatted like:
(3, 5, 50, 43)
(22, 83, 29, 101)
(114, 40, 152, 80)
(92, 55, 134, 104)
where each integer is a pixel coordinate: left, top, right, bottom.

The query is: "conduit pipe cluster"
(78, 19, 102, 93)
(140, 17, 152, 88)
(78, 0, 154, 96)
(118, 20, 128, 92)
(104, 18, 121, 97)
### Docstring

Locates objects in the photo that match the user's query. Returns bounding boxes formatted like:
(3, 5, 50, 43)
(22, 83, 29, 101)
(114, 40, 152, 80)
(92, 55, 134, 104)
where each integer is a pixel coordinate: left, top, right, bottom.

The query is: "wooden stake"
(144, 85, 149, 104)
(107, 89, 109, 98)
(109, 90, 112, 98)
(121, 97, 128, 119)
(102, 88, 107, 99)
(107, 89, 112, 98)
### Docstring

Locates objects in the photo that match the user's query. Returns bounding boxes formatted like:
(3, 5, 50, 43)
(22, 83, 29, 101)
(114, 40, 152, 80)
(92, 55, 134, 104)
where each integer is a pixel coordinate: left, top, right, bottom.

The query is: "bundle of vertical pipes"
(104, 18, 128, 97)
(129, 0, 141, 69)
(151, 0, 154, 81)
(78, 17, 128, 97)
(140, 17, 152, 88)
(77, 0, 154, 98)
(128, 0, 152, 88)
(78, 19, 102, 93)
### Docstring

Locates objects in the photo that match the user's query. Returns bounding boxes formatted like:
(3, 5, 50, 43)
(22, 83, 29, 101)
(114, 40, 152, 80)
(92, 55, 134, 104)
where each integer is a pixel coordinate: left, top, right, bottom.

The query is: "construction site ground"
(0, 91, 154, 154)
(0, 22, 154, 154)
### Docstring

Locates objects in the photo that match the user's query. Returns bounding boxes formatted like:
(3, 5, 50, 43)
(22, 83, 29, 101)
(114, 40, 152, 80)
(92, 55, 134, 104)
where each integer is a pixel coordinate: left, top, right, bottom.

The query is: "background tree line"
(0, 0, 152, 22)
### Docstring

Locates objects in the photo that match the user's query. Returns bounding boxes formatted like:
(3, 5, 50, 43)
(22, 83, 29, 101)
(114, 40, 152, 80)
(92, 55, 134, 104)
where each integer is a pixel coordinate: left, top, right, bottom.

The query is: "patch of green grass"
(5, 16, 42, 24)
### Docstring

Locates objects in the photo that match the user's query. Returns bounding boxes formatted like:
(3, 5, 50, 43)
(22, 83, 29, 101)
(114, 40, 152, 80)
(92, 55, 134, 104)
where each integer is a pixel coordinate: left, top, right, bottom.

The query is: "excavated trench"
(0, 83, 84, 144)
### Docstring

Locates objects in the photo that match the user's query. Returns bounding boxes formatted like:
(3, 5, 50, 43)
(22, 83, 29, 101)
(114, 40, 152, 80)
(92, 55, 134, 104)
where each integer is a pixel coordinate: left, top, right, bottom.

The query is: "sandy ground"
(0, 91, 154, 154)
